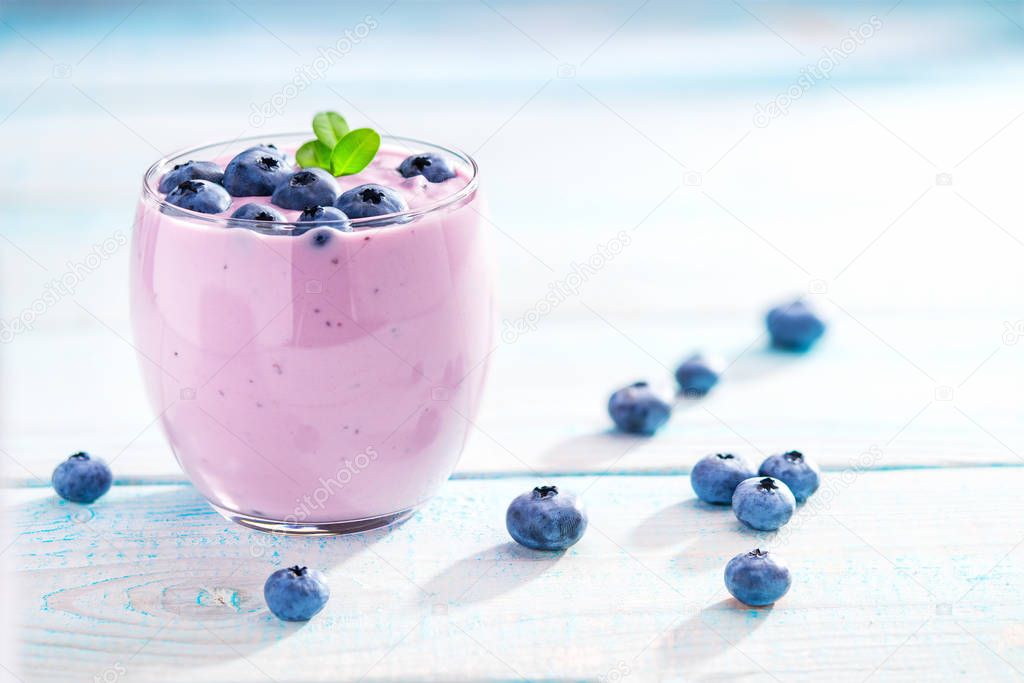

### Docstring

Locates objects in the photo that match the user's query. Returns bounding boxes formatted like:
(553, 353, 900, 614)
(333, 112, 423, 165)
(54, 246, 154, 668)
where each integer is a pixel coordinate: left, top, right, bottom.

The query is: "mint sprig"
(296, 140, 330, 168)
(297, 111, 381, 176)
(312, 111, 349, 147)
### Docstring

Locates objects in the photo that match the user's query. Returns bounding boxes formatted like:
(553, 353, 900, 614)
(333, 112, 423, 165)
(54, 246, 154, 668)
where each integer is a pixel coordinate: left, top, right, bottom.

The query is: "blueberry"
(165, 179, 231, 214)
(263, 565, 330, 621)
(304, 229, 333, 248)
(222, 146, 292, 196)
(51, 452, 112, 504)
(271, 168, 341, 210)
(675, 353, 724, 397)
(732, 477, 796, 531)
(158, 160, 224, 193)
(608, 381, 672, 435)
(506, 485, 587, 551)
(397, 152, 456, 183)
(724, 548, 791, 606)
(758, 450, 820, 503)
(230, 203, 286, 224)
(766, 299, 826, 351)
(335, 183, 408, 219)
(691, 453, 756, 505)
(297, 205, 350, 230)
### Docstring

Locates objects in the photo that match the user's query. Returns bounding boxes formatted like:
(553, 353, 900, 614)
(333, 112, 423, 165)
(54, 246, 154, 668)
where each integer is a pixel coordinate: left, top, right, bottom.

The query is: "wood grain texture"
(8, 469, 1024, 682)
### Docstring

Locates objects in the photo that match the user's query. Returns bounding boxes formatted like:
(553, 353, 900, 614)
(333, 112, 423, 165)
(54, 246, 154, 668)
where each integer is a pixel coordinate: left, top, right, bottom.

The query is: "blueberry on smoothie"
(335, 184, 408, 219)
(298, 205, 349, 226)
(52, 452, 112, 504)
(758, 450, 820, 503)
(397, 152, 456, 183)
(674, 353, 724, 397)
(506, 485, 587, 551)
(223, 145, 292, 196)
(724, 549, 791, 606)
(230, 203, 286, 223)
(766, 299, 826, 351)
(608, 381, 672, 436)
(732, 477, 796, 531)
(271, 168, 341, 210)
(264, 565, 330, 621)
(691, 453, 756, 505)
(296, 207, 350, 243)
(165, 179, 231, 214)
(158, 160, 224, 193)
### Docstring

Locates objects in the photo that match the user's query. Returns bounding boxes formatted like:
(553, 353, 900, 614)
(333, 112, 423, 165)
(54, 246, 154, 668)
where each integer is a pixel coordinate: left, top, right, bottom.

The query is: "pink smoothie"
(131, 138, 494, 528)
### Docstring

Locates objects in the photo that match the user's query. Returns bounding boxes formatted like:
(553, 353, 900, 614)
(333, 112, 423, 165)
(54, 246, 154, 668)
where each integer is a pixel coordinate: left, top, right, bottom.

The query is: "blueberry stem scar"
(533, 485, 558, 498)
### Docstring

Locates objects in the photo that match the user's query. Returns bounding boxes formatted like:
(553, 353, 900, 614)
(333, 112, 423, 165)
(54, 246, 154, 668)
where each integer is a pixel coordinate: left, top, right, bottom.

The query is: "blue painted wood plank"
(6, 469, 1024, 681)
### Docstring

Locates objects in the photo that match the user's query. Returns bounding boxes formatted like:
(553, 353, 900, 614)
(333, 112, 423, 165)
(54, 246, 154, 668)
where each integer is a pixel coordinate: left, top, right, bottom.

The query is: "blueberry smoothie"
(131, 126, 493, 534)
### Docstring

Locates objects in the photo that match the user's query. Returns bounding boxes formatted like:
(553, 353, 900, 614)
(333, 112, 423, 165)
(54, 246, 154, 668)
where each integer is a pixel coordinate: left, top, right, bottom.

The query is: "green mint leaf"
(295, 140, 319, 168)
(313, 140, 332, 167)
(312, 111, 350, 149)
(296, 140, 332, 169)
(330, 128, 381, 176)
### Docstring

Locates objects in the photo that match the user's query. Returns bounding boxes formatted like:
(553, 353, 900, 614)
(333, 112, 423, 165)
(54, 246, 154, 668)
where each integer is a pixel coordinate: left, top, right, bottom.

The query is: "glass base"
(210, 503, 416, 536)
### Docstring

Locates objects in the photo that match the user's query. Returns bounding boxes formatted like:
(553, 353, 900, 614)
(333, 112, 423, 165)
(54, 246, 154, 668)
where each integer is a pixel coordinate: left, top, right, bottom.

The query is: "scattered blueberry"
(230, 203, 286, 224)
(158, 160, 224, 193)
(165, 179, 231, 214)
(397, 152, 456, 183)
(675, 353, 725, 397)
(263, 565, 330, 621)
(506, 485, 587, 551)
(51, 452, 112, 504)
(732, 477, 796, 531)
(724, 548, 792, 606)
(608, 381, 672, 435)
(759, 451, 820, 503)
(766, 299, 826, 351)
(271, 168, 341, 210)
(297, 205, 350, 230)
(222, 145, 292, 196)
(335, 183, 408, 219)
(691, 453, 757, 505)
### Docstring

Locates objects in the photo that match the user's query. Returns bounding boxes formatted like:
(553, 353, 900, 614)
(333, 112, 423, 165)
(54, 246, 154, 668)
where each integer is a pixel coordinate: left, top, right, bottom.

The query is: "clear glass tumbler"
(131, 133, 493, 534)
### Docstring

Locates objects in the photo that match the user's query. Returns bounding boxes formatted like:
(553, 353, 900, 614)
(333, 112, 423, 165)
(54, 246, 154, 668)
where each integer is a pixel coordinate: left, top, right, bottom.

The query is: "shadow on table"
(13, 485, 400, 667)
(657, 598, 772, 673)
(541, 429, 656, 469)
(629, 501, 757, 573)
(629, 501, 699, 549)
(720, 347, 807, 384)
(420, 541, 562, 606)
(542, 349, 809, 470)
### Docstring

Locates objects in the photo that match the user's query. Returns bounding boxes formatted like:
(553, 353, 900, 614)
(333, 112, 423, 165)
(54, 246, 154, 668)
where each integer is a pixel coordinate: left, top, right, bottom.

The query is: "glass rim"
(141, 132, 480, 232)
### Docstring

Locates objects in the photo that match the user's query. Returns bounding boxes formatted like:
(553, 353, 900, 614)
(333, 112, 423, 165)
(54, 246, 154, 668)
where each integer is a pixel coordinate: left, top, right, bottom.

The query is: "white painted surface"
(11, 469, 1024, 682)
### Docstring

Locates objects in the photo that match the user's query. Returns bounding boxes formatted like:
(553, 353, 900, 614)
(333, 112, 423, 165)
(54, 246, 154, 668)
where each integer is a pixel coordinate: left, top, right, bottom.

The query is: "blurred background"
(4, 1, 1024, 475)
(4, 0, 1024, 678)
(3, 0, 1024, 477)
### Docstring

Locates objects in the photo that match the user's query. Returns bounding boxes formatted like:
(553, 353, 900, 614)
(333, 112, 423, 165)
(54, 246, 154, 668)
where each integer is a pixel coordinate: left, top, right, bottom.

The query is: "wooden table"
(3, 1, 1024, 680)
